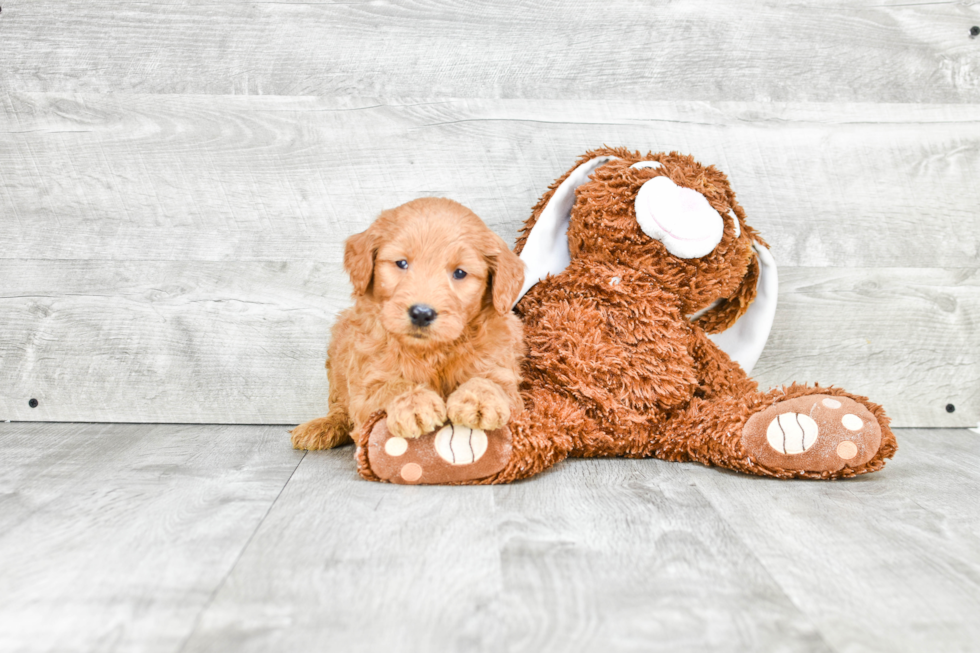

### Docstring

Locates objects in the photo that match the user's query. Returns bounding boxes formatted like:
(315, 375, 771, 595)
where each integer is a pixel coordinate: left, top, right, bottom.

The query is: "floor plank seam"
(689, 472, 841, 653)
(174, 448, 308, 653)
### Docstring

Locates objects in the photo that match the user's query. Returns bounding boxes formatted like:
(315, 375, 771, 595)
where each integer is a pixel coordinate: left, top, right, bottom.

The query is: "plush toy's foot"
(365, 418, 512, 485)
(742, 394, 882, 474)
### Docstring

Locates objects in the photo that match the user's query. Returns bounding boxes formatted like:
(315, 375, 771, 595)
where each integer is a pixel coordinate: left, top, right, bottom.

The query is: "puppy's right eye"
(395, 260, 409, 270)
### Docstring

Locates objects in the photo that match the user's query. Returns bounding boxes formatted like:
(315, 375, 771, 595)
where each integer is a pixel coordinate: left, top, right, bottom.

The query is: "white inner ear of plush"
(630, 160, 663, 170)
(515, 155, 619, 302)
(634, 176, 725, 259)
(728, 209, 741, 238)
(707, 244, 778, 375)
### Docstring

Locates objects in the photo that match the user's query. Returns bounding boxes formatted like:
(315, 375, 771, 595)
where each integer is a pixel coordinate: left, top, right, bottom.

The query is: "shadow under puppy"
(291, 197, 525, 451)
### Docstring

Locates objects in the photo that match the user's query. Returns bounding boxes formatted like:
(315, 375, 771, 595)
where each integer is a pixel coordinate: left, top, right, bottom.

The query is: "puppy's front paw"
(387, 388, 447, 439)
(447, 378, 511, 431)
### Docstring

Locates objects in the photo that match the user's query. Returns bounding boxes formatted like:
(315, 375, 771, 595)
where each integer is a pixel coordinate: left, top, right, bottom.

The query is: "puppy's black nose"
(408, 304, 438, 327)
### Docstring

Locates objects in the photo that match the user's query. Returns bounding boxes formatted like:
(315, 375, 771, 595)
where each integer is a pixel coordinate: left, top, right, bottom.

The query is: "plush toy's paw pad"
(367, 420, 511, 485)
(742, 394, 881, 473)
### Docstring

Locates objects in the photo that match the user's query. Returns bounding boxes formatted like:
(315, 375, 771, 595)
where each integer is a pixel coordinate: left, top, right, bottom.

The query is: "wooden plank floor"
(2, 423, 978, 652)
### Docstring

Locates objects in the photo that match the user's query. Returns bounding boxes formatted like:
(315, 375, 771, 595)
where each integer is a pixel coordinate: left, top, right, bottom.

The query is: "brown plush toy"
(356, 147, 897, 484)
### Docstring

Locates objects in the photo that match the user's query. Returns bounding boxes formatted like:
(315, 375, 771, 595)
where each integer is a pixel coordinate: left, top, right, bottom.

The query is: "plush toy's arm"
(687, 328, 759, 400)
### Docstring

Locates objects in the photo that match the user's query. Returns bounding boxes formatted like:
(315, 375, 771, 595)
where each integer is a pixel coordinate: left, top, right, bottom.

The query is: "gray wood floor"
(2, 423, 978, 653)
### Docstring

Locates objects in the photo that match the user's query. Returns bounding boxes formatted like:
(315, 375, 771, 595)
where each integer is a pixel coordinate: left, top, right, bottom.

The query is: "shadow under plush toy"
(356, 147, 897, 484)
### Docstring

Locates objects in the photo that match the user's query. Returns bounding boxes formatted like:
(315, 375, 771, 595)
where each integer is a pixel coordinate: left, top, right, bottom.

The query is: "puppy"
(291, 197, 525, 451)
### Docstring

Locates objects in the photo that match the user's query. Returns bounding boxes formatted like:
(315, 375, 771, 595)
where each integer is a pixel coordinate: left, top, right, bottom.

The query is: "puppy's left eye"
(395, 260, 409, 270)
(453, 269, 467, 280)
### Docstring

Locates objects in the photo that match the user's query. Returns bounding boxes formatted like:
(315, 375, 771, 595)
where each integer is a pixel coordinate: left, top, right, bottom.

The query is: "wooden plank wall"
(1, 1, 978, 427)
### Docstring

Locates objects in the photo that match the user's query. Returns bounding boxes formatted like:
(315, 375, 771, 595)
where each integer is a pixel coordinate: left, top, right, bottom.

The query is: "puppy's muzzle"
(408, 304, 438, 328)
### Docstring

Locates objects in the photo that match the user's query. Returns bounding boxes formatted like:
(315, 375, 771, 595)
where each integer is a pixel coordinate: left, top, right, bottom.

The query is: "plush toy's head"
(515, 147, 779, 374)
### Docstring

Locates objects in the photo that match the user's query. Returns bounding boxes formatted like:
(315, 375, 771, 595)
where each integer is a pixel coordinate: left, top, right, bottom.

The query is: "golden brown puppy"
(291, 197, 525, 451)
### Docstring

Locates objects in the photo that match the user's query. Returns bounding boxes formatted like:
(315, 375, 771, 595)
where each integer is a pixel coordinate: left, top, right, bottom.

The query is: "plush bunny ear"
(515, 155, 619, 303)
(707, 244, 778, 375)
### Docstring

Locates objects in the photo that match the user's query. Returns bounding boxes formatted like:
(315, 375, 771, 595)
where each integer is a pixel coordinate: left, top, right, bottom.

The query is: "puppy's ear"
(344, 229, 376, 296)
(488, 235, 525, 315)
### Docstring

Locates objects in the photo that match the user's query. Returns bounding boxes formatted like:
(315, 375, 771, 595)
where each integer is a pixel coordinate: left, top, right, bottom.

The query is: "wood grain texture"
(180, 446, 829, 652)
(2, 94, 979, 267)
(1, 263, 975, 426)
(0, 422, 303, 653)
(751, 267, 980, 429)
(692, 428, 980, 652)
(0, 260, 342, 424)
(180, 429, 980, 652)
(486, 460, 830, 652)
(180, 444, 504, 653)
(1, 424, 976, 651)
(0, 1, 978, 102)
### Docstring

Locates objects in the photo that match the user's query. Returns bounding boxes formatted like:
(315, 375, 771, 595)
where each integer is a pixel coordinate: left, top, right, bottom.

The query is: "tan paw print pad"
(742, 394, 881, 473)
(367, 420, 512, 485)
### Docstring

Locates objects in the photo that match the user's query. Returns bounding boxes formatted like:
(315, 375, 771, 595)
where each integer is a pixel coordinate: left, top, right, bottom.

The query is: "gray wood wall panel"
(2, 94, 978, 268)
(0, 3, 977, 427)
(1, 262, 974, 426)
(0, 260, 341, 424)
(1, 1, 978, 102)
(752, 267, 978, 429)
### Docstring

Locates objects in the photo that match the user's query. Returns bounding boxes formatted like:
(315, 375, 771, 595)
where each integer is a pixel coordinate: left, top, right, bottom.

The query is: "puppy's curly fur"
(291, 197, 525, 450)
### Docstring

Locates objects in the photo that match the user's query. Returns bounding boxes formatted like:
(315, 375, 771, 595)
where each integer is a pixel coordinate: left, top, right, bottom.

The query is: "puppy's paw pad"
(743, 394, 882, 473)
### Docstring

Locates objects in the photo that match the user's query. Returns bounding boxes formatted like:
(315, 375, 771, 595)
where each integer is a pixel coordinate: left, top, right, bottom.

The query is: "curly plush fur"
(351, 147, 896, 483)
